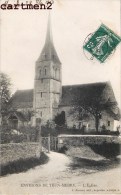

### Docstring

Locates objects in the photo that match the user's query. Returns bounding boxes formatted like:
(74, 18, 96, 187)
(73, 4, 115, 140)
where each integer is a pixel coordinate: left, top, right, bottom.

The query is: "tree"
(16, 110, 37, 141)
(0, 73, 12, 123)
(72, 95, 118, 132)
(22, 109, 35, 124)
(54, 111, 66, 126)
(80, 96, 104, 132)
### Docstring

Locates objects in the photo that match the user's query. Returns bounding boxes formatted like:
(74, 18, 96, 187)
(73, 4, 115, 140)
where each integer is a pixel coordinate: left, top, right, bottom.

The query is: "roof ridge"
(62, 81, 108, 88)
(16, 89, 33, 92)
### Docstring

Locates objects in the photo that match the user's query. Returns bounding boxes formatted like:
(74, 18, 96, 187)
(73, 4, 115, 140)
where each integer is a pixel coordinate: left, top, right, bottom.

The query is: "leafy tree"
(72, 95, 119, 132)
(22, 110, 35, 124)
(54, 111, 66, 126)
(79, 96, 104, 132)
(0, 73, 12, 122)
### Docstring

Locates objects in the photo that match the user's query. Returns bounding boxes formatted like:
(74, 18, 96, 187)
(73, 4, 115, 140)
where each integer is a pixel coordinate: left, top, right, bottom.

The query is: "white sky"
(0, 0, 121, 106)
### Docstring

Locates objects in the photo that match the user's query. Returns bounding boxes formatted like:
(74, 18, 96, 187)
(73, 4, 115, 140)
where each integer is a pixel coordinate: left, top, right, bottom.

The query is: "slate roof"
(59, 82, 108, 106)
(9, 89, 33, 109)
(9, 82, 116, 109)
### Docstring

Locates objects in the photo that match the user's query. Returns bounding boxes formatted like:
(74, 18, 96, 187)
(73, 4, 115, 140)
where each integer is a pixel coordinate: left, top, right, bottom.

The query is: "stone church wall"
(59, 106, 95, 130)
(59, 106, 115, 131)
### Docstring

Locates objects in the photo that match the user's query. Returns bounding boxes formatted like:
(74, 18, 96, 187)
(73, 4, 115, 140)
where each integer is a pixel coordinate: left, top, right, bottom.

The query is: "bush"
(89, 143, 121, 158)
(0, 125, 39, 143)
(54, 111, 66, 126)
(1, 152, 49, 176)
(41, 126, 57, 137)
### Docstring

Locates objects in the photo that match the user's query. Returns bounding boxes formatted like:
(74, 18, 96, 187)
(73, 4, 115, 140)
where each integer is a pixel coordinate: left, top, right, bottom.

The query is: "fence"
(41, 135, 58, 152)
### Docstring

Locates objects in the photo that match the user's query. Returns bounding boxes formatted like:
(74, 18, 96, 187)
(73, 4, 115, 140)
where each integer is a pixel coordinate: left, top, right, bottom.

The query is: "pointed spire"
(45, 12, 53, 44)
(37, 13, 61, 64)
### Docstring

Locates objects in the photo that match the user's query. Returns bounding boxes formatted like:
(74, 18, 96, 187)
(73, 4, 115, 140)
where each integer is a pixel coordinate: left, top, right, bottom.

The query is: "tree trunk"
(95, 116, 99, 132)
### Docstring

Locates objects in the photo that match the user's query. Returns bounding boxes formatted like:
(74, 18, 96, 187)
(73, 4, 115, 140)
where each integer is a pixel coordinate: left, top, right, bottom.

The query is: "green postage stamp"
(83, 24, 121, 63)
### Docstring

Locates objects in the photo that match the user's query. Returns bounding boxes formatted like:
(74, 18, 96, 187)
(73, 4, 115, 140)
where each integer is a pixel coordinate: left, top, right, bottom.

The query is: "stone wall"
(57, 135, 121, 149)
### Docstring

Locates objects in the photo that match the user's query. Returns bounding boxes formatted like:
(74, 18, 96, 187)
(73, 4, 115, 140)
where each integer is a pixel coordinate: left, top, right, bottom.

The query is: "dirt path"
(0, 152, 121, 194)
(0, 152, 71, 183)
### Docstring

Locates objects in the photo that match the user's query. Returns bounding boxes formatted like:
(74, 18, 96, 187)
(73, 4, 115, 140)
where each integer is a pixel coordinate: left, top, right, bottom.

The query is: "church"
(7, 16, 120, 132)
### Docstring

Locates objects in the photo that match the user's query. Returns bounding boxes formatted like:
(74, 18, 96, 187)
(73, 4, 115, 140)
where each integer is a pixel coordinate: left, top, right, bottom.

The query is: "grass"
(65, 145, 104, 160)
(60, 143, 121, 159)
(0, 142, 49, 176)
(1, 142, 40, 165)
(64, 145, 121, 175)
(0, 152, 49, 176)
(89, 143, 121, 158)
(69, 156, 121, 174)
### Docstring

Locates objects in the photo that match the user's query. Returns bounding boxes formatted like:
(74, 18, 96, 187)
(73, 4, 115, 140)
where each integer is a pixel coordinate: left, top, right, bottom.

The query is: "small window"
(108, 121, 110, 126)
(40, 69, 41, 75)
(45, 69, 47, 75)
(41, 111, 42, 117)
(53, 67, 55, 78)
(58, 69, 60, 79)
(41, 79, 43, 83)
(41, 92, 42, 98)
(54, 69, 56, 78)
(55, 68, 57, 78)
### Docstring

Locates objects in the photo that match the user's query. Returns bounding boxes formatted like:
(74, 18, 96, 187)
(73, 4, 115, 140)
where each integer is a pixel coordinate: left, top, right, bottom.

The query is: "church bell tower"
(33, 14, 62, 125)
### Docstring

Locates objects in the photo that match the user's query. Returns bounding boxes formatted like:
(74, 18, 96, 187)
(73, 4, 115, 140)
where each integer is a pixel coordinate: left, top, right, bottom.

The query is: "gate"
(41, 135, 58, 152)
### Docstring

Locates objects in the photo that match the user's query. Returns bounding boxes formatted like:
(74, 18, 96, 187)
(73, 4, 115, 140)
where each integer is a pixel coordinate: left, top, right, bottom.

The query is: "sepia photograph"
(0, 0, 121, 194)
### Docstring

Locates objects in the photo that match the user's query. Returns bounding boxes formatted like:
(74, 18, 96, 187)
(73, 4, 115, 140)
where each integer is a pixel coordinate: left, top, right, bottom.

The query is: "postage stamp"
(83, 24, 121, 63)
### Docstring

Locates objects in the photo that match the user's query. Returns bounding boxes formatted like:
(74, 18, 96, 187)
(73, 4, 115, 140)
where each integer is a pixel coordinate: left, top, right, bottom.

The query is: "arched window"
(53, 67, 55, 78)
(45, 68, 47, 75)
(56, 69, 60, 80)
(108, 121, 110, 127)
(55, 68, 57, 79)
(58, 69, 60, 79)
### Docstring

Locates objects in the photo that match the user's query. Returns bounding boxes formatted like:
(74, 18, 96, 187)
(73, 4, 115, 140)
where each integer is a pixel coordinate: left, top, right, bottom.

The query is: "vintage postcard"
(0, 0, 121, 194)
